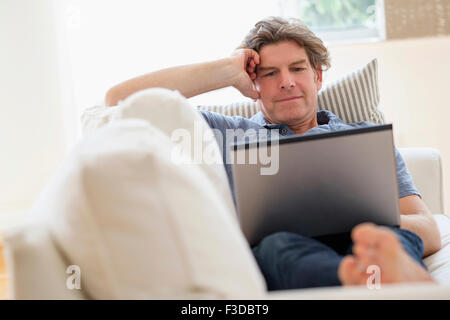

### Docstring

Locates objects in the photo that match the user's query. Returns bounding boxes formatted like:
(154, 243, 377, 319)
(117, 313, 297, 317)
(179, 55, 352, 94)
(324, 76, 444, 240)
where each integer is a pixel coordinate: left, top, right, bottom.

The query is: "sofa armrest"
(398, 148, 445, 214)
(3, 226, 86, 299)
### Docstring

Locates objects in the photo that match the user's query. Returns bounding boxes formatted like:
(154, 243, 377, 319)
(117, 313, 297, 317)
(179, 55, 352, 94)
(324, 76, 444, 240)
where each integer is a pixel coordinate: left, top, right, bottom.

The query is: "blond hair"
(238, 16, 331, 71)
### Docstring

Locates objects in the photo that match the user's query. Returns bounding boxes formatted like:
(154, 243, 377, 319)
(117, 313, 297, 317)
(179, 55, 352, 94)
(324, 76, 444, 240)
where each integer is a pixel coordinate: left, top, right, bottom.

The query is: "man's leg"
(388, 227, 428, 269)
(339, 224, 434, 285)
(252, 232, 344, 290)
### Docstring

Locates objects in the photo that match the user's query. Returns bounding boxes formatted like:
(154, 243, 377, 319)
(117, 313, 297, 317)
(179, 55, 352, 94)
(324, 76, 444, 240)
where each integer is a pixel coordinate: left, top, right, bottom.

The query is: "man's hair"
(238, 16, 331, 72)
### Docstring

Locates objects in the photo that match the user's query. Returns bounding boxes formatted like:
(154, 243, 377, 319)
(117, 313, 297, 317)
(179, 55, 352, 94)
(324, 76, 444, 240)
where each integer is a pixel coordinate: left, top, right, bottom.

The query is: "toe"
(376, 226, 402, 251)
(338, 255, 365, 286)
(351, 223, 378, 246)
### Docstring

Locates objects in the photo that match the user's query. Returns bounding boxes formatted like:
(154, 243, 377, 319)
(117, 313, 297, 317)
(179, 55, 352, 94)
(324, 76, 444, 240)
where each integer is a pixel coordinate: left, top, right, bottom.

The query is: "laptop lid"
(231, 124, 400, 246)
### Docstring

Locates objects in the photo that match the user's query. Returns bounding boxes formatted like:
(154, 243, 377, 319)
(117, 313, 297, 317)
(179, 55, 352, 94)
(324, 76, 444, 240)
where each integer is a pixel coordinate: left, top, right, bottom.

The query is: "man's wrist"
(208, 57, 239, 89)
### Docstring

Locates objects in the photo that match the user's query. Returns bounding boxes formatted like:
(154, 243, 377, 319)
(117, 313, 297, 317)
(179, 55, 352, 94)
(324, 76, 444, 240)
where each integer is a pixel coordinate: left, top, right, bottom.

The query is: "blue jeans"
(252, 227, 426, 290)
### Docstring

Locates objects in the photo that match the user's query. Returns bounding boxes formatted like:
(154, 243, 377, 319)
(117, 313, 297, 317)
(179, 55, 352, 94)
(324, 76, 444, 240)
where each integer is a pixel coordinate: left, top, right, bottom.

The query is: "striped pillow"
(196, 59, 385, 124)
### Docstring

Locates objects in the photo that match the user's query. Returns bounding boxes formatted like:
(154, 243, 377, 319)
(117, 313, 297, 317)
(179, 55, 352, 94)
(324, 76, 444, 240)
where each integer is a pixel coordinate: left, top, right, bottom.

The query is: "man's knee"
(387, 227, 424, 250)
(386, 227, 426, 268)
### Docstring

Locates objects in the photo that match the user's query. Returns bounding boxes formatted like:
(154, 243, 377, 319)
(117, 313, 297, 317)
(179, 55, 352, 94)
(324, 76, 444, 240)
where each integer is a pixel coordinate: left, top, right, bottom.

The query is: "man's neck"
(260, 109, 320, 135)
(288, 117, 319, 135)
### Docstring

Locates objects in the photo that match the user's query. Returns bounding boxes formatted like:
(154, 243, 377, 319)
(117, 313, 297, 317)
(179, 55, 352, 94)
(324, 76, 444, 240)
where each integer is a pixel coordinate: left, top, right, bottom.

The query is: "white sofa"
(3, 87, 450, 299)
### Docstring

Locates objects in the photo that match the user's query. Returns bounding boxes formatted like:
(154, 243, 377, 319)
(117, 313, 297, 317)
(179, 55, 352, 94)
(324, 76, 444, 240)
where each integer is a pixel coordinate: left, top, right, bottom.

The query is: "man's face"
(254, 40, 322, 125)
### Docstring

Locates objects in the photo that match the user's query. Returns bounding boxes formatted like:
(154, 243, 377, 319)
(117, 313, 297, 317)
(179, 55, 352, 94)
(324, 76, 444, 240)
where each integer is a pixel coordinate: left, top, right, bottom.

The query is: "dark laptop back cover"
(231, 125, 400, 246)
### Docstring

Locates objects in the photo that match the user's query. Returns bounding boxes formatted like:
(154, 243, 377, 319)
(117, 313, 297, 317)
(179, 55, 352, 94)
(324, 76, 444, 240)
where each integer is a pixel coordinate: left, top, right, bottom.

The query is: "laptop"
(230, 124, 400, 246)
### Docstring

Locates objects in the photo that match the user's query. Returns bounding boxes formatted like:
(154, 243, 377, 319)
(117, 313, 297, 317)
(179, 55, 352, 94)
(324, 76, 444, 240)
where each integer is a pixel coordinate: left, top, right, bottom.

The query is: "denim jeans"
(251, 227, 426, 291)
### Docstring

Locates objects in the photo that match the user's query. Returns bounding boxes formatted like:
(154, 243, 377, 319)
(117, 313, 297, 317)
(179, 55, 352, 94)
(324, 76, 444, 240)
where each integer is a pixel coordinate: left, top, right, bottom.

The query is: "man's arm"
(104, 50, 261, 106)
(399, 194, 441, 257)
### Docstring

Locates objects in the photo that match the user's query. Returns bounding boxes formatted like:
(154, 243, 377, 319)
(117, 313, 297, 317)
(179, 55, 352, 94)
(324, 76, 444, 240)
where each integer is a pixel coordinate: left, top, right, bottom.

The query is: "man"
(105, 17, 441, 289)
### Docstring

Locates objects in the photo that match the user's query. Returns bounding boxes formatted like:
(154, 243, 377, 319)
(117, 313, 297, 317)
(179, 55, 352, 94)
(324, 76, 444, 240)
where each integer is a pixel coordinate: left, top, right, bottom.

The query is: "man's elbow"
(425, 215, 442, 257)
(425, 236, 442, 257)
(431, 219, 442, 253)
(105, 87, 119, 107)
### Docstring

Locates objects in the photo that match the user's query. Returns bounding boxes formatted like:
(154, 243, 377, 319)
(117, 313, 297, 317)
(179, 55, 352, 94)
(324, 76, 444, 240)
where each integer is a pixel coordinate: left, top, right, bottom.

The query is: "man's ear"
(253, 80, 260, 102)
(315, 68, 323, 91)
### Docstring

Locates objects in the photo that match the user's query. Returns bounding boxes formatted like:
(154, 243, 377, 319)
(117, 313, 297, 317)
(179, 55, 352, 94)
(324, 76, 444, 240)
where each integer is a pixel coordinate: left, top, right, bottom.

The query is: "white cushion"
(118, 88, 237, 220)
(197, 59, 385, 124)
(424, 214, 450, 284)
(398, 148, 444, 214)
(80, 102, 122, 137)
(20, 88, 266, 299)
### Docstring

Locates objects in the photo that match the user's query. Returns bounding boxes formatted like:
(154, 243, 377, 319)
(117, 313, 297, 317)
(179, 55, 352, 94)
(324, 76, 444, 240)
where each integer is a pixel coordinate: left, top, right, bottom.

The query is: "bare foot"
(338, 223, 434, 286)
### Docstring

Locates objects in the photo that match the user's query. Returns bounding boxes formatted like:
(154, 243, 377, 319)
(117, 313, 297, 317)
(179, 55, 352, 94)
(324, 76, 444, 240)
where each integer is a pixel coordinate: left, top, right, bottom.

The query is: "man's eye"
(293, 67, 305, 71)
(264, 71, 275, 77)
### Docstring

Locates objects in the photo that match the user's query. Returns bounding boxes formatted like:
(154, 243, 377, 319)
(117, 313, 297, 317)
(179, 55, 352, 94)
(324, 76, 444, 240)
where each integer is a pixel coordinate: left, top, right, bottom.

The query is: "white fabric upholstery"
(3, 224, 84, 299)
(424, 214, 450, 284)
(398, 148, 444, 214)
(80, 102, 122, 137)
(5, 214, 450, 299)
(266, 281, 450, 299)
(5, 88, 266, 299)
(118, 89, 237, 221)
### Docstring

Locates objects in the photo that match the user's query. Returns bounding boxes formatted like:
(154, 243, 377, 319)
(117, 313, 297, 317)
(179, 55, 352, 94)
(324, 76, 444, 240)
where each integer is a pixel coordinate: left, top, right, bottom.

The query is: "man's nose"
(280, 71, 295, 89)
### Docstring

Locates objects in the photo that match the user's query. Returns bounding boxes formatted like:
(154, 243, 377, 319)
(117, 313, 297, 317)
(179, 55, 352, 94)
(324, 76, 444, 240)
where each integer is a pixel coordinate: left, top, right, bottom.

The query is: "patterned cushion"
(197, 59, 385, 124)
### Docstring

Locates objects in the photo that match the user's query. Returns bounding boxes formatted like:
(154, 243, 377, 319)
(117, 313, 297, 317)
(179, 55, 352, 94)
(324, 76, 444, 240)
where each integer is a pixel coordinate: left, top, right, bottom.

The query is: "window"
(278, 0, 386, 44)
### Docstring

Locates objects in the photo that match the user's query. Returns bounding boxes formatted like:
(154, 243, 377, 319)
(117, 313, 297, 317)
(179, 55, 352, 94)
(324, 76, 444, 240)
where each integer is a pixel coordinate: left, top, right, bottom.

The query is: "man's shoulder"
(199, 110, 263, 132)
(322, 110, 377, 130)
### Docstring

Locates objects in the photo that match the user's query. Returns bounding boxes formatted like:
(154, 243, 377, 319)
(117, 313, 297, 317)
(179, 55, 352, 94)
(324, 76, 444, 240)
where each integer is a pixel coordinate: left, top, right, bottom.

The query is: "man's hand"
(230, 49, 261, 100)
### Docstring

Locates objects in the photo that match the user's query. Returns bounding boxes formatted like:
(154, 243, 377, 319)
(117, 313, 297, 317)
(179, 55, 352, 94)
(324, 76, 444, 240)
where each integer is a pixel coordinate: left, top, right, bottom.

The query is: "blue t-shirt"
(199, 109, 420, 203)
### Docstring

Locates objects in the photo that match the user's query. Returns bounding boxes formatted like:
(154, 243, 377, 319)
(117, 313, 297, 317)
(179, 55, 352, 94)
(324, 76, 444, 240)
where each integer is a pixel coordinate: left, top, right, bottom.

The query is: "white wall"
(324, 36, 450, 214)
(57, 0, 280, 142)
(0, 0, 67, 229)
